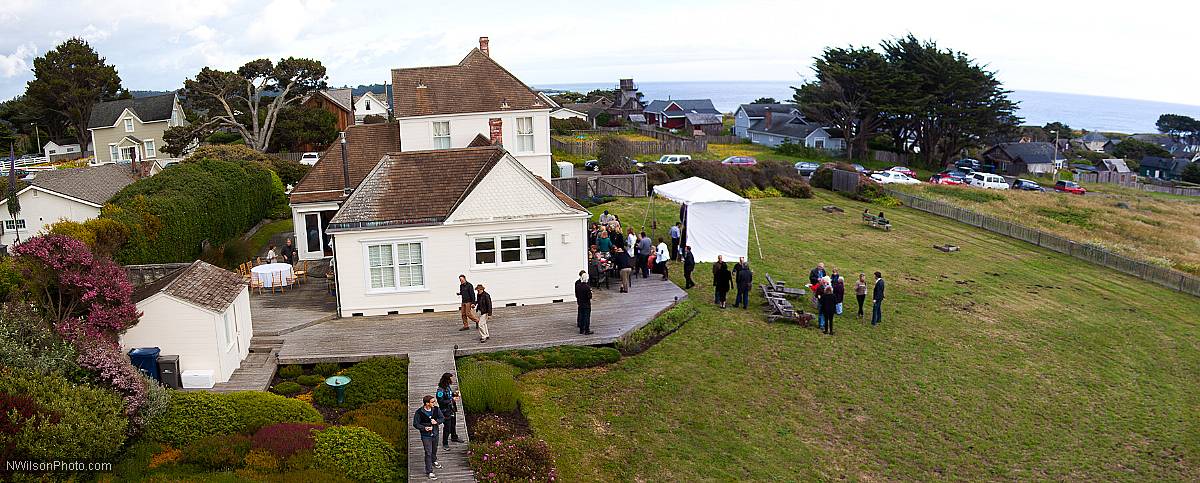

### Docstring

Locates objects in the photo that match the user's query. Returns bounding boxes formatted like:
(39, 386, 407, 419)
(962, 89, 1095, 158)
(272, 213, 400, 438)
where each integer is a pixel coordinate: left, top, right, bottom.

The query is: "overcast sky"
(1, 0, 1197, 106)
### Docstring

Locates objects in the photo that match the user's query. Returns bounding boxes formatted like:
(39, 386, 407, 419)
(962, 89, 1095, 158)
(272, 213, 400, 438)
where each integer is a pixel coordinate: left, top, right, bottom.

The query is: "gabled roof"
(684, 112, 722, 125)
(390, 49, 546, 118)
(984, 142, 1066, 164)
(45, 138, 79, 147)
(467, 133, 494, 147)
(88, 93, 176, 129)
(315, 88, 354, 113)
(25, 163, 136, 206)
(1139, 156, 1191, 175)
(353, 90, 388, 105)
(736, 103, 798, 118)
(644, 99, 721, 116)
(130, 260, 245, 313)
(746, 114, 823, 140)
(1099, 158, 1130, 173)
(1080, 131, 1108, 142)
(289, 122, 401, 204)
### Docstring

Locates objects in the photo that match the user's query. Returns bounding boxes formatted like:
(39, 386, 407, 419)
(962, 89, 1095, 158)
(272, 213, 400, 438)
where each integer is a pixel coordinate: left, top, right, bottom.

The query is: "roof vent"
(416, 79, 427, 89)
(500, 98, 510, 109)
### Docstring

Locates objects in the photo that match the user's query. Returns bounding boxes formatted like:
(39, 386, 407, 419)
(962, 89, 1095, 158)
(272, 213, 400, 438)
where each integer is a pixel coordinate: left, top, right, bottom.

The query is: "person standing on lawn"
(656, 237, 670, 281)
(457, 275, 478, 331)
(734, 257, 753, 309)
(669, 222, 682, 261)
(831, 268, 845, 316)
(819, 285, 838, 335)
(713, 256, 732, 308)
(575, 270, 593, 335)
(683, 245, 696, 289)
(475, 284, 492, 343)
(872, 271, 885, 326)
(808, 262, 826, 285)
(854, 273, 868, 319)
(638, 232, 653, 278)
(436, 373, 462, 450)
(413, 395, 444, 480)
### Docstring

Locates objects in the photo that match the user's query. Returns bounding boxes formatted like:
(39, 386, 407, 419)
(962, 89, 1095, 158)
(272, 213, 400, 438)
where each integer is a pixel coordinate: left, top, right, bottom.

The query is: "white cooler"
(181, 370, 215, 389)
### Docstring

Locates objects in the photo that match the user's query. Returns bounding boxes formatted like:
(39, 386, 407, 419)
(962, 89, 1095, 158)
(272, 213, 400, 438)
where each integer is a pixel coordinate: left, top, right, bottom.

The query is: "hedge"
(467, 346, 620, 374)
(105, 158, 283, 264)
(313, 357, 408, 409)
(0, 369, 128, 461)
(313, 426, 400, 482)
(152, 391, 323, 447)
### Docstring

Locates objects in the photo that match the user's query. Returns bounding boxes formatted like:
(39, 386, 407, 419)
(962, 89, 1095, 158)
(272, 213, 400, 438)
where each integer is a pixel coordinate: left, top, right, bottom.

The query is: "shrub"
(468, 436, 557, 481)
(271, 381, 304, 396)
(111, 438, 166, 478)
(458, 361, 519, 414)
(810, 163, 836, 189)
(596, 136, 634, 174)
(0, 303, 85, 380)
(244, 448, 281, 473)
(296, 374, 325, 387)
(45, 217, 130, 258)
(855, 180, 885, 201)
(312, 362, 342, 377)
(926, 184, 1005, 203)
(284, 450, 317, 471)
(774, 141, 833, 160)
(154, 391, 323, 446)
(184, 144, 311, 186)
(550, 117, 590, 134)
(140, 375, 172, 430)
(0, 369, 127, 461)
(312, 357, 408, 409)
(181, 433, 252, 470)
(743, 186, 783, 199)
(338, 399, 407, 424)
(343, 414, 407, 448)
(617, 303, 696, 355)
(362, 114, 387, 124)
(872, 195, 902, 207)
(468, 346, 620, 374)
(775, 176, 814, 198)
(278, 364, 305, 379)
(312, 426, 399, 482)
(252, 422, 328, 459)
(470, 414, 516, 445)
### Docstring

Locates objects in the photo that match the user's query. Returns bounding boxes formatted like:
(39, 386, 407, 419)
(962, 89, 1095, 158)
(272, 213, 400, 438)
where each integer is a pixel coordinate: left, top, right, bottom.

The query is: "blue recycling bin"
(129, 347, 162, 382)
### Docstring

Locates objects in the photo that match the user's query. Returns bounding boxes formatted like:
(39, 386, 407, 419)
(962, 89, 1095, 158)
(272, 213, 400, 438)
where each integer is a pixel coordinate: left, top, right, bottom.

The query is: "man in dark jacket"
(575, 270, 593, 335)
(683, 246, 696, 289)
(282, 238, 299, 265)
(475, 284, 492, 343)
(457, 275, 477, 331)
(871, 271, 885, 326)
(637, 232, 653, 278)
(413, 395, 444, 479)
(734, 257, 753, 309)
(613, 247, 633, 293)
(808, 262, 826, 286)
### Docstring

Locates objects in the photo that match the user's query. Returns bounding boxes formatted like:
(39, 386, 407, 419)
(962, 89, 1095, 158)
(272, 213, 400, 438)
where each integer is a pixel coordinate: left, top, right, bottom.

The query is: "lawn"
(552, 132, 660, 143)
(516, 192, 1200, 481)
(246, 218, 294, 256)
(893, 183, 1200, 274)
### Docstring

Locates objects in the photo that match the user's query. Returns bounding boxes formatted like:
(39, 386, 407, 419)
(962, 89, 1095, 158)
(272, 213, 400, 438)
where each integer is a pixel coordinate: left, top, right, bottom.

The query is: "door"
(123, 146, 138, 162)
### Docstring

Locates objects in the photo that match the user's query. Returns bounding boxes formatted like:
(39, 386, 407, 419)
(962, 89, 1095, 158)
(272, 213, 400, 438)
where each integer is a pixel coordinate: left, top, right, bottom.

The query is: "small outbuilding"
(122, 260, 252, 387)
(653, 177, 750, 263)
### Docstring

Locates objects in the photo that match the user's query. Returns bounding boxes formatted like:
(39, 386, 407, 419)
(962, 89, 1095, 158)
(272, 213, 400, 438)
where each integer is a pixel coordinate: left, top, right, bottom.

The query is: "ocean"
(536, 81, 1200, 135)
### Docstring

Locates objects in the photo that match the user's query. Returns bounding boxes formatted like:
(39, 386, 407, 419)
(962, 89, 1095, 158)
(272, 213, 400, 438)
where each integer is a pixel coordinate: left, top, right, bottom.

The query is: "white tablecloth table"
(251, 263, 294, 288)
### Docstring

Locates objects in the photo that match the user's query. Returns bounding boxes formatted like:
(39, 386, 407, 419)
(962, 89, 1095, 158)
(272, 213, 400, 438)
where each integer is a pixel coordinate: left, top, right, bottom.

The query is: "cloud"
(0, 43, 37, 78)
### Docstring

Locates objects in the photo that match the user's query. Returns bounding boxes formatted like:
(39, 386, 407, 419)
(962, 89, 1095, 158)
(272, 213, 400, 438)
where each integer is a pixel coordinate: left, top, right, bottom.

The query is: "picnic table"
(862, 212, 892, 231)
(764, 273, 805, 296)
(761, 284, 813, 326)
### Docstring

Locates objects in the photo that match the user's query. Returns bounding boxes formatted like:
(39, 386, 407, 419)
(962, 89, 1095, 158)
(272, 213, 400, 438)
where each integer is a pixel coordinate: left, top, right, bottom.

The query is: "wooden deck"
(407, 350, 472, 481)
(248, 269, 337, 337)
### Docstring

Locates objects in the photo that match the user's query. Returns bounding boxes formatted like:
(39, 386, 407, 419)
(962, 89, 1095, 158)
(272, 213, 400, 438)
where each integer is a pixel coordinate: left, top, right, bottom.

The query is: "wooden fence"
(831, 169, 860, 194)
(705, 135, 743, 144)
(552, 174, 648, 198)
(886, 190, 1200, 297)
(272, 152, 307, 162)
(1072, 171, 1200, 196)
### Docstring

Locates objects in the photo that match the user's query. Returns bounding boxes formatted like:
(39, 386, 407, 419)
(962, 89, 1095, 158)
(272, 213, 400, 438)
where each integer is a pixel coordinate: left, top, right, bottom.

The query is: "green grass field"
(516, 192, 1200, 481)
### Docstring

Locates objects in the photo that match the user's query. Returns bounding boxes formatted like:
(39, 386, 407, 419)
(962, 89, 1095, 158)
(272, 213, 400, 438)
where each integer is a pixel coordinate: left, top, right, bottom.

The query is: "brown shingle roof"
(327, 146, 506, 230)
(537, 176, 586, 211)
(390, 49, 547, 118)
(28, 163, 136, 206)
(130, 260, 245, 313)
(467, 133, 493, 147)
(289, 122, 401, 204)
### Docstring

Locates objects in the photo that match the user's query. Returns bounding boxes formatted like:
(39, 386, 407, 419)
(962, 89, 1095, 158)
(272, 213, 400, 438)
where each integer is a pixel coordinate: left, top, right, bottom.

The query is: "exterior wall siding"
(1, 189, 100, 246)
(121, 290, 252, 384)
(397, 109, 552, 179)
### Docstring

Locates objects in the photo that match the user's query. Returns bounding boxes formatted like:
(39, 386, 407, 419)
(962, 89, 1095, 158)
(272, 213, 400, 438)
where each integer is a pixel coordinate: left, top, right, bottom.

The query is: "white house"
(123, 260, 252, 387)
(326, 144, 589, 317)
(746, 111, 845, 151)
(43, 138, 90, 163)
(0, 164, 135, 246)
(353, 91, 390, 123)
(733, 103, 799, 139)
(550, 107, 587, 121)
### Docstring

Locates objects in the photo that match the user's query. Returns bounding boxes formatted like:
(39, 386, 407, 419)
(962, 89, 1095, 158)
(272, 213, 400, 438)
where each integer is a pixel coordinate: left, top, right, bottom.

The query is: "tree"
(585, 88, 619, 102)
(1043, 122, 1073, 140)
(5, 140, 19, 242)
(549, 91, 586, 104)
(1112, 138, 1170, 160)
(794, 46, 895, 160)
(1156, 114, 1200, 144)
(182, 58, 327, 152)
(0, 95, 67, 150)
(267, 104, 338, 152)
(25, 38, 127, 149)
(596, 136, 634, 174)
(1181, 162, 1200, 184)
(752, 97, 778, 104)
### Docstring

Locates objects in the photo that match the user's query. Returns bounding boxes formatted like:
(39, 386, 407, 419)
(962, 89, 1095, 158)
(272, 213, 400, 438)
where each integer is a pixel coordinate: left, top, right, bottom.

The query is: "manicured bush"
(251, 422, 328, 459)
(243, 448, 280, 473)
(312, 357, 408, 409)
(0, 369, 127, 461)
(271, 381, 304, 396)
(312, 362, 342, 377)
(312, 426, 399, 482)
(181, 433, 252, 470)
(458, 361, 519, 414)
(470, 414, 516, 445)
(295, 374, 325, 387)
(468, 436, 557, 482)
(343, 414, 407, 448)
(280, 363, 306, 380)
(153, 391, 322, 446)
(338, 399, 407, 424)
(617, 303, 696, 355)
(468, 346, 620, 374)
(775, 176, 814, 198)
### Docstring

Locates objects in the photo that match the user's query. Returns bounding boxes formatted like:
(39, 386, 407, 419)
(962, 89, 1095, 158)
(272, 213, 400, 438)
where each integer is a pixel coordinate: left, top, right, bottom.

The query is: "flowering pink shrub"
(75, 339, 148, 420)
(468, 436, 557, 482)
(251, 422, 328, 459)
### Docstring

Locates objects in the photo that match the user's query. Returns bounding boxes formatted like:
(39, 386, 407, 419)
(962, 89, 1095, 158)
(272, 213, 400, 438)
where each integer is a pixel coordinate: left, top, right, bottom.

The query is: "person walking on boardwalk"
(475, 284, 492, 343)
(734, 257, 753, 309)
(871, 271, 885, 326)
(575, 270, 593, 335)
(713, 256, 732, 308)
(682, 245, 696, 289)
(854, 273, 868, 319)
(819, 285, 838, 335)
(638, 232, 653, 278)
(436, 373, 462, 450)
(413, 395, 444, 480)
(457, 275, 478, 331)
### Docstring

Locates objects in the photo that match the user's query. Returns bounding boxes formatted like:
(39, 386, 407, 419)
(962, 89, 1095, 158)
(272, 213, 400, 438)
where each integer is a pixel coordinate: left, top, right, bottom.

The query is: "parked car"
(954, 158, 981, 171)
(583, 159, 600, 171)
(967, 172, 1009, 190)
(794, 161, 820, 176)
(930, 169, 967, 185)
(656, 154, 691, 165)
(870, 171, 921, 185)
(851, 163, 866, 173)
(1054, 180, 1087, 195)
(1012, 179, 1046, 191)
(299, 152, 320, 166)
(887, 166, 916, 177)
(721, 156, 757, 166)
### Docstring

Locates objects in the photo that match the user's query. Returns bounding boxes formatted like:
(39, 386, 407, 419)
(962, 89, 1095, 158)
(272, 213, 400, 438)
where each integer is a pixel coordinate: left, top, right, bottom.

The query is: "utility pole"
(1050, 129, 1059, 181)
(29, 123, 40, 155)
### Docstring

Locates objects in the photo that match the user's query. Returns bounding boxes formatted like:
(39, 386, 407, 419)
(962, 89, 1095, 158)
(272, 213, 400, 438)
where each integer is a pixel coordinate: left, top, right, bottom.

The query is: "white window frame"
(143, 140, 156, 158)
(432, 121, 451, 149)
(363, 240, 426, 294)
(4, 219, 26, 231)
(123, 118, 134, 132)
(472, 232, 549, 268)
(223, 311, 235, 350)
(109, 144, 120, 161)
(515, 116, 535, 153)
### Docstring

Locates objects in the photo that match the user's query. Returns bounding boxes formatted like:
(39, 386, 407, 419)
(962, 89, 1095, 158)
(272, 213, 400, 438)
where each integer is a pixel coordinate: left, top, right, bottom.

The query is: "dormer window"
(124, 118, 134, 132)
(365, 99, 372, 110)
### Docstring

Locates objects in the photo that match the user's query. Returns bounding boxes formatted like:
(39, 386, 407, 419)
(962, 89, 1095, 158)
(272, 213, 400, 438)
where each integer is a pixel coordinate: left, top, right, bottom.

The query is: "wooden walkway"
(407, 350, 472, 481)
(207, 348, 277, 393)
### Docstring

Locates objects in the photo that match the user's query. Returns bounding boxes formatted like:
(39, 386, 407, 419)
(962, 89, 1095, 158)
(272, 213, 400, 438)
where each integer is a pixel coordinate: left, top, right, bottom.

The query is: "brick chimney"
(479, 36, 489, 57)
(765, 107, 772, 130)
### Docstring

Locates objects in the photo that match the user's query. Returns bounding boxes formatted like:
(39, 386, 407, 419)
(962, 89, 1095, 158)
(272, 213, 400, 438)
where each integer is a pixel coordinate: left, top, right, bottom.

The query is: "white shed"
(123, 260, 252, 386)
(653, 177, 750, 263)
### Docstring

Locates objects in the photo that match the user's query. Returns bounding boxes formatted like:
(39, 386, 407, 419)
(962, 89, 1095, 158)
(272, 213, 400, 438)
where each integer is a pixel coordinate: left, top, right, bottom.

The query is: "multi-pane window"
(124, 118, 134, 132)
(473, 233, 547, 266)
(525, 234, 546, 261)
(500, 236, 521, 262)
(144, 140, 156, 158)
(110, 145, 120, 161)
(432, 121, 451, 149)
(515, 117, 534, 152)
(474, 238, 496, 264)
(367, 242, 424, 290)
(4, 219, 26, 230)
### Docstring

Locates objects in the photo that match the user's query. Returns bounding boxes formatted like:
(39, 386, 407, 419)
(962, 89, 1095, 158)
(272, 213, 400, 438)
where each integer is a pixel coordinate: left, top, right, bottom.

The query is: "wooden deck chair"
(271, 272, 285, 294)
(293, 260, 308, 284)
(249, 275, 264, 295)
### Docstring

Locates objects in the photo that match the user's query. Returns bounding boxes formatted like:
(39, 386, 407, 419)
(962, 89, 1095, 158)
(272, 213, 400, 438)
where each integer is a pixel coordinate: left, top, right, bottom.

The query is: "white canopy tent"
(652, 177, 753, 263)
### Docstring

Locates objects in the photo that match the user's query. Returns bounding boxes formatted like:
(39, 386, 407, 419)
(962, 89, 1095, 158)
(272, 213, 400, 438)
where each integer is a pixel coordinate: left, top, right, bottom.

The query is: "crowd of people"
(586, 211, 684, 292)
(804, 262, 886, 335)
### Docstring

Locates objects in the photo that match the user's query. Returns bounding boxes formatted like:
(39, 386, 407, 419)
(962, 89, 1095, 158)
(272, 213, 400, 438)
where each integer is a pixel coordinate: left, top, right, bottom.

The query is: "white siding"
(121, 287, 251, 384)
(446, 158, 575, 223)
(397, 109, 552, 179)
(748, 131, 794, 148)
(353, 93, 390, 123)
(550, 109, 586, 120)
(0, 188, 100, 246)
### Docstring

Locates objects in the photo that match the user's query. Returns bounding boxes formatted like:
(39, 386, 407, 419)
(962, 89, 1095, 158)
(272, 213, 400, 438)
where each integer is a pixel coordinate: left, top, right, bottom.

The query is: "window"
(144, 140, 156, 158)
(109, 144, 120, 161)
(432, 121, 450, 149)
(124, 118, 134, 132)
(474, 238, 496, 264)
(515, 117, 534, 152)
(473, 233, 548, 266)
(525, 234, 546, 261)
(366, 242, 424, 290)
(4, 219, 26, 231)
(365, 100, 371, 110)
(223, 311, 235, 348)
(500, 236, 522, 262)
(814, 138, 825, 149)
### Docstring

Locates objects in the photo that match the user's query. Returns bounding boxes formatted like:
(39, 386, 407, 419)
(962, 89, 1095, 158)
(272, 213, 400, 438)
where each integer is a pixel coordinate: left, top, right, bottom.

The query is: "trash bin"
(157, 355, 181, 389)
(129, 347, 162, 382)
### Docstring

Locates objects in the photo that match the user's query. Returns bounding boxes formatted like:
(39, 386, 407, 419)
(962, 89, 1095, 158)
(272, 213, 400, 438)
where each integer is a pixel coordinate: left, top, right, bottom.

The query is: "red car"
(930, 170, 967, 185)
(887, 166, 916, 177)
(1054, 180, 1086, 195)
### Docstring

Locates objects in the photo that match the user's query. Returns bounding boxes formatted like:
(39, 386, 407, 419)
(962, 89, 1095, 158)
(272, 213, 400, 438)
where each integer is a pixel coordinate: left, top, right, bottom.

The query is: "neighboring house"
(733, 103, 799, 139)
(1138, 156, 1193, 181)
(353, 91, 390, 123)
(684, 112, 723, 136)
(1098, 158, 1130, 173)
(42, 138, 90, 163)
(643, 99, 721, 130)
(745, 111, 845, 150)
(550, 107, 587, 121)
(0, 164, 135, 246)
(604, 78, 645, 120)
(982, 142, 1065, 175)
(123, 260, 251, 387)
(391, 37, 552, 179)
(326, 144, 589, 316)
(563, 99, 611, 127)
(304, 88, 354, 131)
(88, 93, 187, 164)
(1079, 131, 1109, 152)
(1130, 133, 1191, 156)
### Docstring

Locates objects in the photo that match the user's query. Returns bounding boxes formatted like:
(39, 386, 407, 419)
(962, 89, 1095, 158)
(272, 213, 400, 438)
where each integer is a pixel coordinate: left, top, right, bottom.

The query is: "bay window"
(433, 121, 451, 149)
(515, 117, 534, 152)
(473, 233, 548, 266)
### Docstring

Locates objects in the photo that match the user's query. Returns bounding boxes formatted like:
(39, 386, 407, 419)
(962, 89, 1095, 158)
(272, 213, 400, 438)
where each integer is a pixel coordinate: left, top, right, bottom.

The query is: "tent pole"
(643, 191, 654, 234)
(750, 203, 763, 260)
